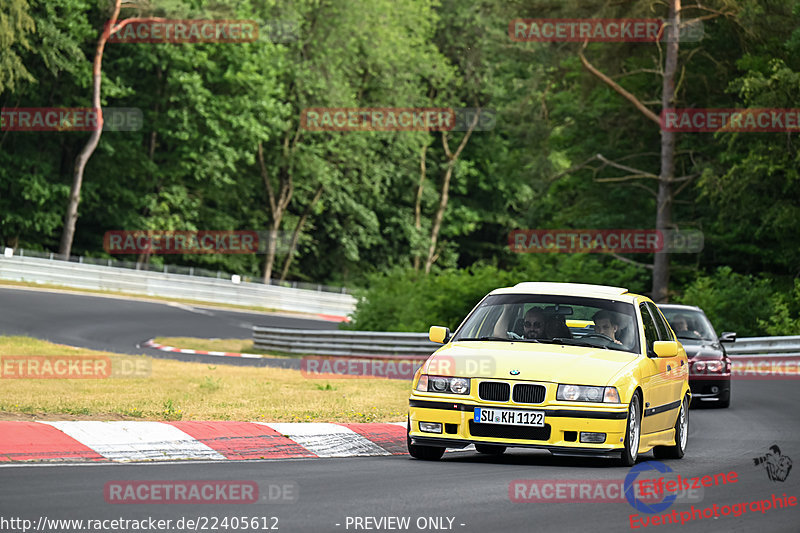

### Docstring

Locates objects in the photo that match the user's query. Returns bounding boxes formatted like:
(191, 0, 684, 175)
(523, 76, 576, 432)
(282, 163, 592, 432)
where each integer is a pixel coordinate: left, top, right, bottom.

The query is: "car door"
(637, 301, 672, 434)
(647, 302, 687, 404)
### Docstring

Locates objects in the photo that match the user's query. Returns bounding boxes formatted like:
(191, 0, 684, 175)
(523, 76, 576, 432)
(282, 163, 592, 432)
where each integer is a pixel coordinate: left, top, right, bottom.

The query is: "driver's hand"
(507, 331, 524, 340)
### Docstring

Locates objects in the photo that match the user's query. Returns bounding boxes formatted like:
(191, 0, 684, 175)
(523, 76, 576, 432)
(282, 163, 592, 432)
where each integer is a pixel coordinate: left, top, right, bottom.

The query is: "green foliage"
(346, 265, 515, 332)
(759, 280, 800, 336)
(675, 267, 775, 337)
(347, 254, 650, 332)
(0, 0, 36, 93)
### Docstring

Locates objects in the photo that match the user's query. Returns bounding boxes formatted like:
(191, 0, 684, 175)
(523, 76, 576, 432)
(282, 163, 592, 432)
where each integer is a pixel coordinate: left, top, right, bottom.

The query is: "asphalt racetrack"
(1, 287, 798, 532)
(0, 286, 336, 368)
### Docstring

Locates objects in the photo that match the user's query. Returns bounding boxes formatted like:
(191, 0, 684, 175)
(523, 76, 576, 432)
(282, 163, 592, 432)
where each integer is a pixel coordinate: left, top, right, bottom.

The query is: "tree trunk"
(424, 151, 454, 274)
(263, 224, 280, 283)
(279, 184, 323, 282)
(59, 0, 122, 258)
(412, 144, 427, 272)
(424, 110, 481, 273)
(652, 0, 681, 303)
(257, 141, 292, 283)
(136, 78, 161, 271)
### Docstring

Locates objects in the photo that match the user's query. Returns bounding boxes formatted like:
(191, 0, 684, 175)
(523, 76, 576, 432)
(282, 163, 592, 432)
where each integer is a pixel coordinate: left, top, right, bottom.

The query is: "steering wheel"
(581, 333, 615, 343)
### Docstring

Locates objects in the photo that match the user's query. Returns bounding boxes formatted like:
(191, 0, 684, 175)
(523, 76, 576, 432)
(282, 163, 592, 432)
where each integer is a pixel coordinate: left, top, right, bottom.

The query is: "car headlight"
(692, 360, 725, 374)
(557, 384, 620, 403)
(416, 374, 470, 395)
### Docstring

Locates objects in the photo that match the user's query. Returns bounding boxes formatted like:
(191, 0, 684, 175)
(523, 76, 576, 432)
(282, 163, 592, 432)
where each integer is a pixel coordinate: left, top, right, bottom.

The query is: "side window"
(639, 303, 659, 354)
(646, 302, 674, 341)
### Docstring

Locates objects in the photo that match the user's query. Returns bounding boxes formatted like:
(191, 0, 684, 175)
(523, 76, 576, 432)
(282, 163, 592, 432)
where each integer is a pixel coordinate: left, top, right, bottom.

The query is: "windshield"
(660, 308, 717, 342)
(453, 293, 640, 354)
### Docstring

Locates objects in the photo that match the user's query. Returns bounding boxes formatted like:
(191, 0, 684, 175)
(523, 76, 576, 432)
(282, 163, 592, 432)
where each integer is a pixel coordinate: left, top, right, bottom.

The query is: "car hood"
(424, 341, 639, 386)
(678, 340, 724, 359)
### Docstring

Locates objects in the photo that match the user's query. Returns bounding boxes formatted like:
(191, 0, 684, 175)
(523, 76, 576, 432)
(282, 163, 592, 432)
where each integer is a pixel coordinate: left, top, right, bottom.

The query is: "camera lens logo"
(753, 444, 793, 482)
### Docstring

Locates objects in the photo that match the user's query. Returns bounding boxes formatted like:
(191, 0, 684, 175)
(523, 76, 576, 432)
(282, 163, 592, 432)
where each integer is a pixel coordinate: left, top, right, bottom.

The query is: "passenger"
(592, 310, 622, 345)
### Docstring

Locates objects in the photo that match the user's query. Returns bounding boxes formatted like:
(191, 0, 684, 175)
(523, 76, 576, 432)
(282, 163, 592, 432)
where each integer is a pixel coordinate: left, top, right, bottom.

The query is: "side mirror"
(429, 326, 451, 344)
(653, 340, 679, 358)
(719, 331, 737, 343)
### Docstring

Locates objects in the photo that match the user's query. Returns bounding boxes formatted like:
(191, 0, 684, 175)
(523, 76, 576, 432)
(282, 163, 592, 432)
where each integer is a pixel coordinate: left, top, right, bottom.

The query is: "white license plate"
(473, 407, 544, 427)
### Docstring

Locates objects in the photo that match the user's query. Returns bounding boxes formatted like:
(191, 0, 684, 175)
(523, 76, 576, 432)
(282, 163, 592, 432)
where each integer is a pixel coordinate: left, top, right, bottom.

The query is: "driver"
(671, 315, 701, 338)
(523, 308, 549, 340)
(592, 310, 622, 345)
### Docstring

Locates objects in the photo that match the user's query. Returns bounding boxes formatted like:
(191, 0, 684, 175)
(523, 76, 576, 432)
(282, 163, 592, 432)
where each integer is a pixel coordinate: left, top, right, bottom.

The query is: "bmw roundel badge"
(510, 369, 520, 376)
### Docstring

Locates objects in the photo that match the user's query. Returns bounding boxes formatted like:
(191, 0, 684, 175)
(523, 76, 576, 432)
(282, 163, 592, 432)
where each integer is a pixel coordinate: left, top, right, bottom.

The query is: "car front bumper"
(408, 398, 629, 455)
(689, 377, 730, 401)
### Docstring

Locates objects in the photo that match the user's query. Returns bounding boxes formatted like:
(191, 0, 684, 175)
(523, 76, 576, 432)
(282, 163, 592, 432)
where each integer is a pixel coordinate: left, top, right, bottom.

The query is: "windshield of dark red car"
(660, 308, 718, 342)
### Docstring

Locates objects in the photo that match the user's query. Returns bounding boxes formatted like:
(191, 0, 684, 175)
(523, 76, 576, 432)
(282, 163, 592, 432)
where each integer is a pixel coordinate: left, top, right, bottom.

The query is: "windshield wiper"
(551, 338, 610, 350)
(676, 334, 709, 341)
(457, 336, 517, 342)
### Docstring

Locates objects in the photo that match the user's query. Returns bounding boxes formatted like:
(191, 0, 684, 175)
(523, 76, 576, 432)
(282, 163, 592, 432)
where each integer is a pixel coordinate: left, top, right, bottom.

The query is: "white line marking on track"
(166, 302, 215, 316)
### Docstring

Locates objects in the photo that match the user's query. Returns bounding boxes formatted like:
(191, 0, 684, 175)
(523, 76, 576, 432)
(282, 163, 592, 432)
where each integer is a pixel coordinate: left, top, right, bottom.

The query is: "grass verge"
(0, 336, 407, 423)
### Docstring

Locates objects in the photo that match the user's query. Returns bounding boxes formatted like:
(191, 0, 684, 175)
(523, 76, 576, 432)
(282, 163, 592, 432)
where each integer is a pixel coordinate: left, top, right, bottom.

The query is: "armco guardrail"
(252, 329, 800, 360)
(724, 335, 800, 358)
(253, 327, 438, 358)
(0, 254, 355, 317)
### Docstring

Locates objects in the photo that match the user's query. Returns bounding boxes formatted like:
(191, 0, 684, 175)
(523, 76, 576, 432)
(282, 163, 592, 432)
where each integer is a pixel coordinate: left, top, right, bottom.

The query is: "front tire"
(653, 395, 689, 459)
(620, 394, 641, 466)
(407, 422, 445, 461)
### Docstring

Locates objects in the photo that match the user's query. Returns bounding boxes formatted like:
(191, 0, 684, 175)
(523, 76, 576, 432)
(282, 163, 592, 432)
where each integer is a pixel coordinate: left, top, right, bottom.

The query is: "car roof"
(491, 282, 637, 302)
(657, 303, 702, 311)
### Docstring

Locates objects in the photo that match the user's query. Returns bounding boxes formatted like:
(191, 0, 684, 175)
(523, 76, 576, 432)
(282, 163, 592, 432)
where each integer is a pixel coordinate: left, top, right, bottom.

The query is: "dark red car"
(657, 304, 736, 408)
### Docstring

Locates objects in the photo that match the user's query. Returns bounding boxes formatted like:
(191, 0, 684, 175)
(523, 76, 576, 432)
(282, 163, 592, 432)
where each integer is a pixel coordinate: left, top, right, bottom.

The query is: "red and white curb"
(0, 421, 409, 463)
(141, 339, 429, 362)
(142, 339, 267, 359)
(317, 314, 351, 323)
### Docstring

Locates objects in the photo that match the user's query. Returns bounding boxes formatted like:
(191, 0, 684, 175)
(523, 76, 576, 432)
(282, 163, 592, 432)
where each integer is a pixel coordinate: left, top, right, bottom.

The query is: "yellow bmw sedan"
(407, 282, 690, 466)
